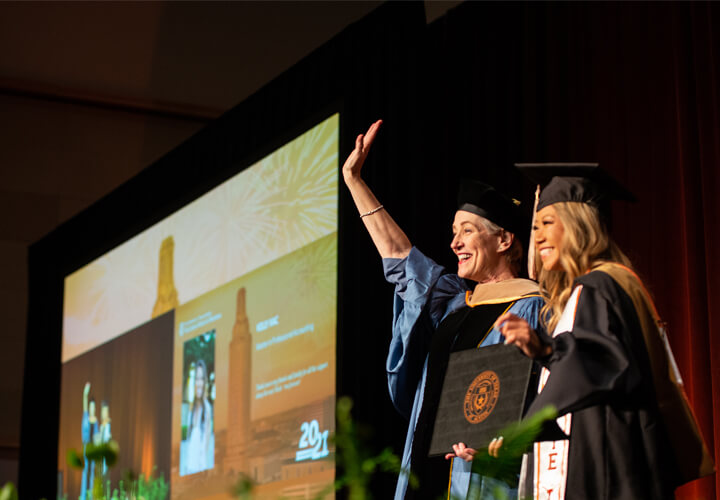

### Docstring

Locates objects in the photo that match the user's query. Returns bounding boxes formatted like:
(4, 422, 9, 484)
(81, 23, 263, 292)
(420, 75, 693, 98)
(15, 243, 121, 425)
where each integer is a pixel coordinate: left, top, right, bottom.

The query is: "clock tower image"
(225, 287, 252, 474)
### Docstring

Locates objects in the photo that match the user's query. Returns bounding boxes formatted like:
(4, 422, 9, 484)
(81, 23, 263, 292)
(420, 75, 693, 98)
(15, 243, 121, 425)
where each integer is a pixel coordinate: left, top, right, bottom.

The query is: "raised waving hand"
(342, 120, 411, 259)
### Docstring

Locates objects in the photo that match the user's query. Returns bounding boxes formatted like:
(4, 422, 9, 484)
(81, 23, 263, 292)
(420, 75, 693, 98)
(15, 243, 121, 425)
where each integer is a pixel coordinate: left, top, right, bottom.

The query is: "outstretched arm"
(83, 382, 90, 413)
(343, 120, 412, 259)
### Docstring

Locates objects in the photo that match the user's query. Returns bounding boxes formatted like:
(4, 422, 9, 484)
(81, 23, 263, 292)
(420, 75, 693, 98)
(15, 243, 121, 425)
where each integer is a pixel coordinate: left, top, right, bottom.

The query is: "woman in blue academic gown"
(342, 120, 544, 500)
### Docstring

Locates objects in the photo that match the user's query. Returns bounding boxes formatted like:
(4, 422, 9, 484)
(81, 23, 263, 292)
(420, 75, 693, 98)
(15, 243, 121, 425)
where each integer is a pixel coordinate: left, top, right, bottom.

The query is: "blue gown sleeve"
(382, 247, 468, 418)
(82, 411, 90, 444)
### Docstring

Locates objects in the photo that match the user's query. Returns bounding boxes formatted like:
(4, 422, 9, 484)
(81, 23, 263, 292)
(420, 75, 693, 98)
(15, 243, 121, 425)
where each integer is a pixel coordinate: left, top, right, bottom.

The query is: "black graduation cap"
(515, 163, 636, 212)
(515, 163, 636, 278)
(457, 180, 525, 235)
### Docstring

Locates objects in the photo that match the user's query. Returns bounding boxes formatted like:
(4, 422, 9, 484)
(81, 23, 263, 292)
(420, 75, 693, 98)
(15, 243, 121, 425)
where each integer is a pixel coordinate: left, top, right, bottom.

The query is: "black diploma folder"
(428, 344, 534, 456)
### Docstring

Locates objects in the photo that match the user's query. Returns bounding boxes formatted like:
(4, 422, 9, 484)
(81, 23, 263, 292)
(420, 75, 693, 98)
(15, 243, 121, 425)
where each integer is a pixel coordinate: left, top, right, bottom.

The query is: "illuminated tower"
(152, 236, 179, 318)
(226, 287, 252, 474)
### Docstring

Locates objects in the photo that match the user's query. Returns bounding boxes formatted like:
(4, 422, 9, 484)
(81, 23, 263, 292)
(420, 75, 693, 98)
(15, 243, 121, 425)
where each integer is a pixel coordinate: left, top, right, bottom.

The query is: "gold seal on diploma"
(429, 345, 532, 456)
(464, 370, 500, 424)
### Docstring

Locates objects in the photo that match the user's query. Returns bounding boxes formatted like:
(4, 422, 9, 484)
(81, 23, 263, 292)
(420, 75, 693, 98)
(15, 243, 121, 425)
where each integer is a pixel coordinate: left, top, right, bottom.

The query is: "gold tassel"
(527, 185, 540, 280)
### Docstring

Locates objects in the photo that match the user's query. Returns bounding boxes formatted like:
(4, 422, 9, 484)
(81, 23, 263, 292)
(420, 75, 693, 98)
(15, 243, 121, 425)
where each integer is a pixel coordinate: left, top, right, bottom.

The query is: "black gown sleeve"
(526, 274, 646, 418)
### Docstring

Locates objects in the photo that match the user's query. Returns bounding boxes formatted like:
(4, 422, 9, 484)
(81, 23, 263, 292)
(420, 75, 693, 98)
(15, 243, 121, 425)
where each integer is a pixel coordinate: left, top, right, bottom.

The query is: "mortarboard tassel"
(528, 185, 540, 280)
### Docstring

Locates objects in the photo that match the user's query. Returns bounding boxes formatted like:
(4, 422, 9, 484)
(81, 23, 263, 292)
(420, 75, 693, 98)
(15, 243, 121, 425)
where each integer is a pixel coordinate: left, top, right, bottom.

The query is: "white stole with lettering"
(533, 285, 582, 500)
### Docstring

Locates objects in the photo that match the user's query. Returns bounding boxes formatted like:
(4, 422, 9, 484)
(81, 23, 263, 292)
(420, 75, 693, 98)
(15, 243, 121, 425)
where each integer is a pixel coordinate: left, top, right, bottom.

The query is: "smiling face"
(534, 204, 565, 271)
(450, 210, 505, 283)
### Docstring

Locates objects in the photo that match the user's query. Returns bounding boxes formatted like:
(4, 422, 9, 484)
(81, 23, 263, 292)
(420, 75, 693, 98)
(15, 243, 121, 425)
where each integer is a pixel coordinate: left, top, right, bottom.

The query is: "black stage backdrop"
(22, 2, 719, 499)
(422, 4, 719, 499)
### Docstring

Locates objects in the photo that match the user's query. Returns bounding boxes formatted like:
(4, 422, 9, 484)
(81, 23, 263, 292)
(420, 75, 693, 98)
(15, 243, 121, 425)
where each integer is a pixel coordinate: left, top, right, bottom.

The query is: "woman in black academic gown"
(485, 165, 710, 499)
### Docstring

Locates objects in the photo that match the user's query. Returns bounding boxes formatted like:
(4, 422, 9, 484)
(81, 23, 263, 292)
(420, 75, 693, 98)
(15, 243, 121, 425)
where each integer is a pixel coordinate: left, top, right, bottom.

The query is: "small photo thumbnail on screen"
(180, 329, 216, 476)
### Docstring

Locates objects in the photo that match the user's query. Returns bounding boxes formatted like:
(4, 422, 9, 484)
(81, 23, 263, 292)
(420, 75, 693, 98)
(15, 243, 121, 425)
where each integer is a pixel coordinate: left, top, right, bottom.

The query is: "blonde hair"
(536, 202, 632, 332)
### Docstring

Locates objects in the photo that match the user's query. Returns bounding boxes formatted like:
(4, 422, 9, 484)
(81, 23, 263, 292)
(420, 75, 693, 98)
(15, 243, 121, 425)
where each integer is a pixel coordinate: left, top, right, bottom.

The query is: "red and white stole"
(533, 285, 582, 500)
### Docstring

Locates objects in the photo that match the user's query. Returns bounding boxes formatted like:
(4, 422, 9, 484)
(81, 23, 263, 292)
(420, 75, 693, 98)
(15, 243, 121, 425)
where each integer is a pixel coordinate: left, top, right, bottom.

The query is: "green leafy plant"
(0, 482, 18, 500)
(329, 396, 416, 500)
(66, 440, 119, 500)
(132, 469, 169, 500)
(230, 473, 255, 500)
(230, 400, 558, 500)
(465, 405, 559, 500)
(59, 400, 556, 500)
(105, 469, 167, 500)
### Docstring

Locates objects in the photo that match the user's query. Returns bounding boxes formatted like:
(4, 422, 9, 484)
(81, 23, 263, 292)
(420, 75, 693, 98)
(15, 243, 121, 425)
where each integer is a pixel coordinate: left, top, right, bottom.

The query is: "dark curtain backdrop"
(22, 2, 719, 499)
(419, 2, 719, 498)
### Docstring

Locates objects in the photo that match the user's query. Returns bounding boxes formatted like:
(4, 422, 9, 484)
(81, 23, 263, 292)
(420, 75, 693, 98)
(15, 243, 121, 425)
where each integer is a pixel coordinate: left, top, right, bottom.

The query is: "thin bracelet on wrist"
(360, 205, 384, 218)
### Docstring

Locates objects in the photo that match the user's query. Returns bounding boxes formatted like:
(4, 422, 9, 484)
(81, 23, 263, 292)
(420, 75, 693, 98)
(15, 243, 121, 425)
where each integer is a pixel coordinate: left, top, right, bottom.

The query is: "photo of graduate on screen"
(180, 330, 216, 476)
